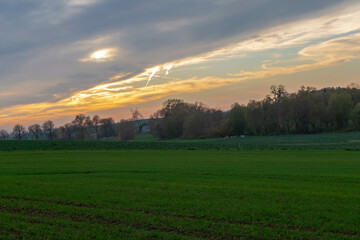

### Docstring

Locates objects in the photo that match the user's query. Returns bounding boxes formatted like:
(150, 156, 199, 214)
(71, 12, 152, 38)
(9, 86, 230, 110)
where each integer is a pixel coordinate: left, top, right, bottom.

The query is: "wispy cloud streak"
(1, 3, 360, 127)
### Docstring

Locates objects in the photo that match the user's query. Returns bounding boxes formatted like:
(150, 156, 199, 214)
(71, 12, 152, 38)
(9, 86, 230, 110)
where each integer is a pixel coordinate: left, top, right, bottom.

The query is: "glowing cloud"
(2, 32, 360, 127)
(1, 3, 360, 128)
(80, 48, 118, 62)
(146, 67, 160, 87)
(164, 64, 173, 75)
(229, 33, 360, 80)
(167, 3, 360, 69)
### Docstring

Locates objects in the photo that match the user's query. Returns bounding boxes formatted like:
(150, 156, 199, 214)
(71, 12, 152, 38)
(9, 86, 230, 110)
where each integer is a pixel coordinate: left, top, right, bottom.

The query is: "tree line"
(149, 84, 360, 139)
(0, 109, 144, 141)
(1, 84, 360, 141)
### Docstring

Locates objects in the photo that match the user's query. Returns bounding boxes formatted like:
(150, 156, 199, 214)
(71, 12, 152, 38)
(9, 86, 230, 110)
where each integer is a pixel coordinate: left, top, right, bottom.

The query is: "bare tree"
(85, 117, 93, 128)
(61, 123, 74, 140)
(92, 115, 101, 139)
(0, 130, 9, 140)
(28, 124, 42, 140)
(131, 108, 145, 133)
(42, 120, 55, 140)
(83, 116, 94, 139)
(72, 114, 90, 139)
(12, 124, 26, 140)
(347, 82, 360, 89)
(268, 85, 287, 103)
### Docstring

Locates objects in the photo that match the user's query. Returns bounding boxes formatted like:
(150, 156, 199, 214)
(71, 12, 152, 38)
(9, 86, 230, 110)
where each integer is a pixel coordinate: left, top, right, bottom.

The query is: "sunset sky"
(1, 0, 360, 130)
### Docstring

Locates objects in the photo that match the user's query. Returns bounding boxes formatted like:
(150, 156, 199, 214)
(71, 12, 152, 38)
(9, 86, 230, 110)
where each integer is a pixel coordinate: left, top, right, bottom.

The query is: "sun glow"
(80, 48, 118, 62)
(91, 49, 108, 59)
(1, 3, 360, 128)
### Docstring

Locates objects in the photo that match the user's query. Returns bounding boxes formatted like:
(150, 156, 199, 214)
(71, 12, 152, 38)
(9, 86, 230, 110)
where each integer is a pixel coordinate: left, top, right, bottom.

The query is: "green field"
(0, 150, 359, 239)
(1, 131, 360, 151)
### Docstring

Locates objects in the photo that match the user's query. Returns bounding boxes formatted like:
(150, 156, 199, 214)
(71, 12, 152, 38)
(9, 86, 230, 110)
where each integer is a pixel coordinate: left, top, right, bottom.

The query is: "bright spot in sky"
(146, 67, 160, 86)
(164, 64, 173, 75)
(91, 49, 108, 59)
(80, 48, 117, 62)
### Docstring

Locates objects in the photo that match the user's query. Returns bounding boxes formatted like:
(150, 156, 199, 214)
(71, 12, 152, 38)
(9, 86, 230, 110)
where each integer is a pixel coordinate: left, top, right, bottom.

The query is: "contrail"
(146, 67, 159, 87)
(165, 64, 173, 75)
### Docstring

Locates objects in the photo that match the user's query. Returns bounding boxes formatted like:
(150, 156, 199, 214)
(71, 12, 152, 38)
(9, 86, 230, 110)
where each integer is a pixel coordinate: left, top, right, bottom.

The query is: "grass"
(134, 133, 159, 142)
(1, 131, 360, 151)
(0, 150, 359, 239)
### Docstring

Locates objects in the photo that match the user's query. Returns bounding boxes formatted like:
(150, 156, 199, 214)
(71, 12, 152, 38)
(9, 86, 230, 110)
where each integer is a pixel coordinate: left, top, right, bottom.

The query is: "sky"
(1, 0, 360, 130)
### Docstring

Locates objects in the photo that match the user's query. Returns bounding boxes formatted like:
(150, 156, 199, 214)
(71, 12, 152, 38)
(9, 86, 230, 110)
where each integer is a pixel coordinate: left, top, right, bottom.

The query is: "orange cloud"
(1, 6, 360, 127)
(229, 33, 360, 79)
(0, 75, 243, 126)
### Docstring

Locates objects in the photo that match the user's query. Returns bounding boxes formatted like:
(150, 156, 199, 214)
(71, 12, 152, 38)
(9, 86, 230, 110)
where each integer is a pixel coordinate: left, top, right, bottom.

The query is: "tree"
(61, 123, 74, 140)
(149, 111, 163, 138)
(117, 119, 137, 141)
(100, 118, 115, 138)
(347, 82, 360, 89)
(246, 100, 265, 135)
(183, 112, 207, 138)
(159, 99, 192, 139)
(292, 92, 313, 133)
(131, 108, 145, 133)
(92, 115, 101, 139)
(268, 84, 287, 103)
(28, 124, 42, 140)
(0, 130, 9, 140)
(84, 116, 94, 139)
(12, 124, 26, 140)
(85, 117, 93, 128)
(42, 120, 55, 140)
(150, 99, 231, 139)
(352, 103, 360, 130)
(153, 99, 207, 139)
(72, 114, 90, 140)
(328, 93, 353, 129)
(183, 109, 224, 138)
(228, 103, 247, 136)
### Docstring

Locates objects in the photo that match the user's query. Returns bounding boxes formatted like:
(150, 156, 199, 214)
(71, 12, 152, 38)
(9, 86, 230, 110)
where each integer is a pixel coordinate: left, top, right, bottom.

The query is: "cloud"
(0, 1, 350, 85)
(299, 34, 360, 62)
(22, 0, 103, 26)
(67, 0, 99, 6)
(2, 32, 360, 127)
(0, 0, 359, 128)
(79, 48, 119, 62)
(172, 2, 360, 68)
(229, 33, 360, 79)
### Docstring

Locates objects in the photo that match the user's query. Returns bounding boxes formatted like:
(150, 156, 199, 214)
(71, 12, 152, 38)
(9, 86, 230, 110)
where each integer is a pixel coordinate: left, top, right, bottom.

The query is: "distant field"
(1, 131, 360, 151)
(0, 150, 359, 239)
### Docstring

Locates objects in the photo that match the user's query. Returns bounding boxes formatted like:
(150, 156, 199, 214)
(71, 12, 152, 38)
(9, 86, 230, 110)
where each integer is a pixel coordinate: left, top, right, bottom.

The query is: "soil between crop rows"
(0, 195, 358, 238)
